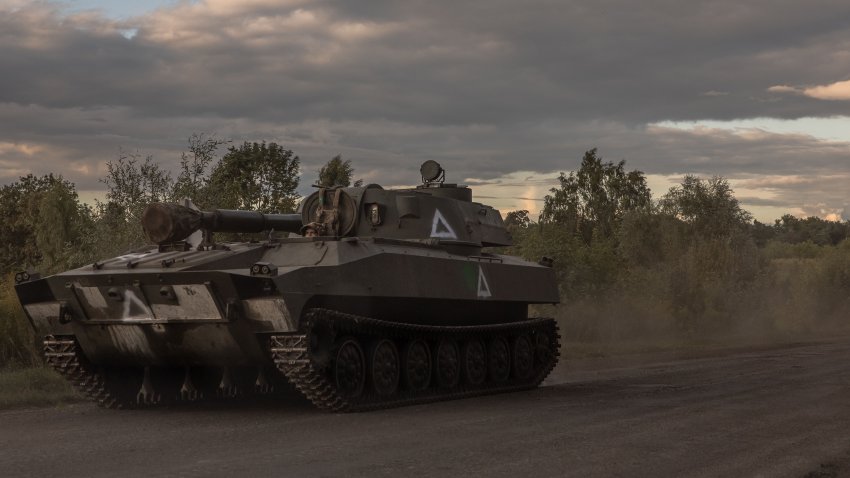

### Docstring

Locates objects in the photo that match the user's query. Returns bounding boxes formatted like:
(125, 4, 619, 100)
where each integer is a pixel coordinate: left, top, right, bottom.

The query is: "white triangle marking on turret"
(430, 209, 457, 239)
(477, 265, 492, 298)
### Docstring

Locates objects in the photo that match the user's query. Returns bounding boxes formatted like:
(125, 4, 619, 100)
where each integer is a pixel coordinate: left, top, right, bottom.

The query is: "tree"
(749, 220, 776, 247)
(658, 175, 752, 237)
(504, 210, 531, 229)
(172, 133, 229, 206)
(518, 149, 652, 298)
(207, 142, 300, 213)
(33, 181, 93, 271)
(539, 148, 652, 244)
(317, 155, 362, 188)
(771, 214, 849, 246)
(101, 151, 173, 219)
(96, 151, 174, 251)
(0, 174, 90, 275)
(617, 210, 689, 268)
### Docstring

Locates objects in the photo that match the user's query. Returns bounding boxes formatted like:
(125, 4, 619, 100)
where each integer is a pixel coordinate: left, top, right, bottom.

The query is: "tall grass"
(0, 275, 40, 368)
(0, 366, 80, 409)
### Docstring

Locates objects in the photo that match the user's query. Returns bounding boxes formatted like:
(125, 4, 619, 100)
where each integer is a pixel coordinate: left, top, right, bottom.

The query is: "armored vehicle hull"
(16, 162, 561, 411)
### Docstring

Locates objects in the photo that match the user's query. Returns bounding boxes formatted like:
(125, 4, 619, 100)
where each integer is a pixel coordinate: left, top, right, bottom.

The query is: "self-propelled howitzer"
(15, 161, 560, 411)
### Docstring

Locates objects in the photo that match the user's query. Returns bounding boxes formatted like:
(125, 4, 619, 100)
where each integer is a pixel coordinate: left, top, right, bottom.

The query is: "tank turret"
(299, 161, 512, 250)
(143, 161, 512, 251)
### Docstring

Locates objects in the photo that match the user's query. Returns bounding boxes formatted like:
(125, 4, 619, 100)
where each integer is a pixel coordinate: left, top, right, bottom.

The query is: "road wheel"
(488, 337, 510, 383)
(462, 339, 487, 386)
(371, 339, 400, 396)
(404, 339, 432, 392)
(512, 335, 534, 379)
(534, 330, 552, 369)
(435, 339, 460, 388)
(334, 338, 365, 398)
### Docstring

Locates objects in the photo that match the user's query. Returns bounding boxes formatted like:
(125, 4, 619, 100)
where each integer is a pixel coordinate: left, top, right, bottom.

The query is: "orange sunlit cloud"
(768, 79, 850, 101)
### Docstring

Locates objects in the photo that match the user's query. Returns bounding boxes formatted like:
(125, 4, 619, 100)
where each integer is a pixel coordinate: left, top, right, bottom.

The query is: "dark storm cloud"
(7, 0, 850, 122)
(1, 0, 850, 219)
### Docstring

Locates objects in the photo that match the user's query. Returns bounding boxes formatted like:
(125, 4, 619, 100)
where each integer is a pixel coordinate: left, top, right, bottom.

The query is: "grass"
(0, 366, 82, 409)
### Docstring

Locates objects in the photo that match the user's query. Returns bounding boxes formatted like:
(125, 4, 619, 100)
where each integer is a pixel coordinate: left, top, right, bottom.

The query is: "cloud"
(0, 141, 44, 156)
(736, 175, 816, 188)
(2, 0, 850, 221)
(701, 91, 729, 97)
(768, 80, 850, 101)
(803, 79, 850, 100)
(767, 85, 800, 95)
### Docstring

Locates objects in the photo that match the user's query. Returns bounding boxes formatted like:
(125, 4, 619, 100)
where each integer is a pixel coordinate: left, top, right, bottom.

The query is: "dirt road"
(3, 339, 850, 477)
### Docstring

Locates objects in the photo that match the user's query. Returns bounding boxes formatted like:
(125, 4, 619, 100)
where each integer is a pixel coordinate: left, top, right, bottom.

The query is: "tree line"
(505, 149, 850, 345)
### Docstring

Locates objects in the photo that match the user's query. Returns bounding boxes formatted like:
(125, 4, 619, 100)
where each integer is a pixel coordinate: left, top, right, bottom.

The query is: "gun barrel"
(142, 203, 303, 244)
(200, 209, 303, 234)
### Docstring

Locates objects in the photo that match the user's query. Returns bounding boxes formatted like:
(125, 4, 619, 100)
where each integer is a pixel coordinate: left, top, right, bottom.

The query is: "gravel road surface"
(3, 339, 850, 477)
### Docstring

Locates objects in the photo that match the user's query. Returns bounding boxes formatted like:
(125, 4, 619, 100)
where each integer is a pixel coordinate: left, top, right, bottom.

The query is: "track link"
(44, 335, 122, 409)
(270, 309, 560, 412)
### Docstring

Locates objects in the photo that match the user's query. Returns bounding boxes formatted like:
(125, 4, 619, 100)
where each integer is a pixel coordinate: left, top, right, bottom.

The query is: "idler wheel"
(334, 338, 366, 398)
(488, 337, 510, 383)
(512, 335, 534, 379)
(462, 339, 487, 386)
(370, 339, 400, 396)
(435, 339, 460, 388)
(404, 339, 432, 392)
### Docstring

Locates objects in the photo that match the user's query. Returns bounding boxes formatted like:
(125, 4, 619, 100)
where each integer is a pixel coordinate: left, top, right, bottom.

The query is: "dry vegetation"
(0, 366, 80, 409)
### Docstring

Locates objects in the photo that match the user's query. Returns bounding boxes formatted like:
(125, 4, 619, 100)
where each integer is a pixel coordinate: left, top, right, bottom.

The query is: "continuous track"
(44, 309, 559, 412)
(44, 335, 121, 408)
(270, 308, 560, 412)
(43, 336, 281, 409)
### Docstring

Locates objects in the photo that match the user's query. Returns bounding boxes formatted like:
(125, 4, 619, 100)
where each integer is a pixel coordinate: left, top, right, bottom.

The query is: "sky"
(1, 0, 849, 222)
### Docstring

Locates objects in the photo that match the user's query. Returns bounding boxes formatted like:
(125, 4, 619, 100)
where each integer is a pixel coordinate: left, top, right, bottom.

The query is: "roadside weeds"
(0, 366, 81, 410)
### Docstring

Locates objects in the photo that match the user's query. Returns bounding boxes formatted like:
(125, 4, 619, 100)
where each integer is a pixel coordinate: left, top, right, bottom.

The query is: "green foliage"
(172, 133, 229, 206)
(504, 210, 531, 229)
(208, 142, 301, 213)
(761, 240, 826, 260)
(0, 174, 93, 276)
(659, 175, 752, 238)
(617, 211, 689, 267)
(317, 155, 363, 188)
(97, 151, 174, 252)
(526, 149, 652, 299)
(540, 148, 651, 243)
(772, 214, 849, 245)
(515, 151, 849, 346)
(102, 151, 173, 217)
(34, 182, 95, 272)
(0, 275, 40, 367)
